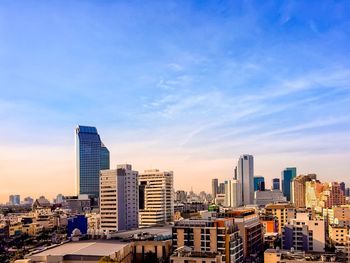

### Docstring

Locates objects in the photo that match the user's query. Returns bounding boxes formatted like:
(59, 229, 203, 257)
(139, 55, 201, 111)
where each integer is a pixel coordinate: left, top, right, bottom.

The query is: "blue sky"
(1, 1, 350, 201)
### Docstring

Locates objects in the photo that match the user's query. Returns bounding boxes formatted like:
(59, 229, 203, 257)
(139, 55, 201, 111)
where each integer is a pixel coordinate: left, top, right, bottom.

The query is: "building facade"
(254, 176, 265, 191)
(291, 174, 317, 208)
(100, 164, 138, 232)
(172, 218, 244, 263)
(75, 125, 110, 198)
(224, 179, 241, 208)
(139, 169, 174, 227)
(272, 178, 280, 190)
(282, 167, 297, 201)
(235, 154, 254, 205)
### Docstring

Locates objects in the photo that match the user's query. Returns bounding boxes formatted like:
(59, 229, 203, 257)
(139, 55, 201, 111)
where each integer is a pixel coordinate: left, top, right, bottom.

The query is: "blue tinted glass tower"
(75, 125, 110, 198)
(282, 167, 296, 201)
(254, 176, 265, 191)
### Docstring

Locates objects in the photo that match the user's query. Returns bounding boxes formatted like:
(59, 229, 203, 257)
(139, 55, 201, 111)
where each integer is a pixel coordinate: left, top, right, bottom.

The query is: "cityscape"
(1, 125, 350, 262)
(1, 1, 350, 263)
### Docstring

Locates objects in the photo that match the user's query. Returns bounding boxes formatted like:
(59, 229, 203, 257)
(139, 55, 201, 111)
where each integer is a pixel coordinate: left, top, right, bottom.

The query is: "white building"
(254, 190, 286, 206)
(235, 154, 254, 205)
(224, 179, 242, 207)
(139, 169, 174, 227)
(100, 164, 138, 232)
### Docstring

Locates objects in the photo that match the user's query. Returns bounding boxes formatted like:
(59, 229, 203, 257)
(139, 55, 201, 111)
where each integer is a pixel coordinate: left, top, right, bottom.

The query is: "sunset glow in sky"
(1, 1, 350, 202)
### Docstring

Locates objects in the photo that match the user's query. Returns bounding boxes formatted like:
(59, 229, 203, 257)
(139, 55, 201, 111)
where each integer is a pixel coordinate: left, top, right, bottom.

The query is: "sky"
(1, 0, 350, 203)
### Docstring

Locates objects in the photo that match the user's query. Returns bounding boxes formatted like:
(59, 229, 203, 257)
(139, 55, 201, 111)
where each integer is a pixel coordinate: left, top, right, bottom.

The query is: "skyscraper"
(75, 125, 110, 198)
(9, 195, 20, 205)
(212, 178, 218, 198)
(100, 164, 138, 232)
(254, 176, 265, 191)
(282, 167, 297, 201)
(138, 169, 174, 227)
(272, 178, 280, 190)
(236, 154, 254, 205)
(340, 182, 346, 195)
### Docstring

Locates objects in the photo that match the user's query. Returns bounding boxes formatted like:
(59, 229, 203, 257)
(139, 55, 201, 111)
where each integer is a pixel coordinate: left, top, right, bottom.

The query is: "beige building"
(323, 205, 350, 225)
(292, 174, 317, 208)
(139, 169, 174, 227)
(170, 247, 223, 263)
(329, 224, 349, 246)
(172, 218, 244, 263)
(265, 203, 295, 234)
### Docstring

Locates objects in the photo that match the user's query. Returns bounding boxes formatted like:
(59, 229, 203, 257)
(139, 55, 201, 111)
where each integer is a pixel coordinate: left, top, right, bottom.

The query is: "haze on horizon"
(1, 1, 350, 203)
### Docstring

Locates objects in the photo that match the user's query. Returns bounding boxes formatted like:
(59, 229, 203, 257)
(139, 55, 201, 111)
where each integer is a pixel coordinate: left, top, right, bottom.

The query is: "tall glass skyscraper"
(75, 125, 110, 198)
(236, 154, 254, 205)
(282, 167, 297, 201)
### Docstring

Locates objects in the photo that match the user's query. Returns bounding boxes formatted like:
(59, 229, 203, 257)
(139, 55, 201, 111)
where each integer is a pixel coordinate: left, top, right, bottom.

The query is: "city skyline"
(1, 1, 350, 202)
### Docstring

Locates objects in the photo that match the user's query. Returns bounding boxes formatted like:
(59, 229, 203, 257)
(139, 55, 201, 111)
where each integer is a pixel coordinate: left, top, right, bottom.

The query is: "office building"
(282, 212, 325, 252)
(235, 154, 254, 205)
(172, 218, 244, 263)
(100, 164, 138, 232)
(212, 179, 218, 198)
(139, 169, 174, 227)
(291, 174, 317, 208)
(218, 182, 225, 194)
(282, 167, 297, 201)
(254, 176, 265, 191)
(9, 195, 20, 205)
(272, 178, 280, 190)
(75, 125, 110, 198)
(224, 179, 241, 208)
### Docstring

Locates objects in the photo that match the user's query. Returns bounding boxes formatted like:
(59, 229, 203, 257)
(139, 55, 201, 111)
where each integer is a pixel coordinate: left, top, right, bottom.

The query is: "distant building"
(64, 194, 93, 213)
(138, 169, 174, 227)
(254, 176, 265, 191)
(291, 174, 317, 208)
(282, 167, 297, 201)
(211, 179, 218, 198)
(272, 178, 280, 190)
(9, 195, 20, 205)
(175, 190, 187, 202)
(235, 154, 254, 205)
(254, 190, 286, 206)
(100, 164, 139, 232)
(75, 125, 110, 198)
(340, 182, 346, 195)
(224, 179, 241, 208)
(172, 218, 244, 263)
(282, 212, 325, 252)
(218, 182, 225, 194)
(23, 196, 34, 206)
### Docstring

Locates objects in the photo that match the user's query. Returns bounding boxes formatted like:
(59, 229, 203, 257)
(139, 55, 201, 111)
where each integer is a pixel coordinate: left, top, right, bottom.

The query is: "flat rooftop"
(30, 240, 128, 257)
(112, 225, 172, 239)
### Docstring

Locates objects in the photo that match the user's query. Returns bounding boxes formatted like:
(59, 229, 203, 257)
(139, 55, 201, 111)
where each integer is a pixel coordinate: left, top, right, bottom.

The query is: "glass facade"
(76, 125, 110, 198)
(282, 167, 296, 201)
(254, 176, 265, 191)
(272, 178, 280, 190)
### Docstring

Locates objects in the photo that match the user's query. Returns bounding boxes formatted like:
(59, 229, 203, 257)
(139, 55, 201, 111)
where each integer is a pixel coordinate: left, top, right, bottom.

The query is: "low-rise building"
(265, 203, 295, 234)
(254, 190, 286, 206)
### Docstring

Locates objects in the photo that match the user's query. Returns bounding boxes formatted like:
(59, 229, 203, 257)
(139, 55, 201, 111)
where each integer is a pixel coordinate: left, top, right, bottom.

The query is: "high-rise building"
(100, 164, 138, 232)
(282, 167, 296, 201)
(172, 218, 244, 263)
(75, 125, 110, 198)
(291, 174, 317, 208)
(139, 169, 174, 227)
(218, 182, 225, 194)
(340, 182, 346, 195)
(224, 179, 242, 207)
(9, 195, 20, 205)
(212, 178, 218, 198)
(236, 154, 254, 205)
(254, 176, 265, 191)
(272, 178, 280, 190)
